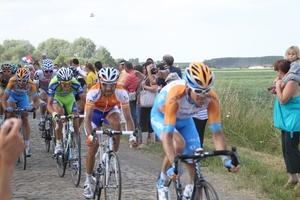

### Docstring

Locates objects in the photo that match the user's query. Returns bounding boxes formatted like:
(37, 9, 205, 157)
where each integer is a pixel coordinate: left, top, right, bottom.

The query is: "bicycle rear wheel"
(192, 180, 219, 200)
(93, 166, 103, 200)
(104, 151, 121, 200)
(56, 134, 67, 177)
(16, 126, 26, 170)
(70, 133, 81, 187)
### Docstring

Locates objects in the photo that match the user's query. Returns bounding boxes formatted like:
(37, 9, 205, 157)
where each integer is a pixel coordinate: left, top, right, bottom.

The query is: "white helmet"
(57, 68, 73, 81)
(42, 59, 54, 71)
(98, 67, 119, 82)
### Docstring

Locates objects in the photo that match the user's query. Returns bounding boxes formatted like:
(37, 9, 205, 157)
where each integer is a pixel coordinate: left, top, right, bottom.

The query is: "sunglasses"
(44, 70, 53, 73)
(101, 82, 116, 88)
(17, 79, 27, 83)
(188, 85, 211, 95)
(60, 80, 72, 86)
(2, 70, 12, 74)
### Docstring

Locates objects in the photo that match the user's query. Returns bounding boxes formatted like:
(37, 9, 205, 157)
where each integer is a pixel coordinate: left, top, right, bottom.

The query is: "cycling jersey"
(33, 69, 57, 92)
(86, 83, 129, 112)
(48, 76, 84, 114)
(4, 77, 38, 109)
(151, 79, 221, 133)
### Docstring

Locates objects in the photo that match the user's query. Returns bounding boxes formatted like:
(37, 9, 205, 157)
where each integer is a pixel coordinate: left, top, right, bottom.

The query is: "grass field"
(134, 69, 300, 200)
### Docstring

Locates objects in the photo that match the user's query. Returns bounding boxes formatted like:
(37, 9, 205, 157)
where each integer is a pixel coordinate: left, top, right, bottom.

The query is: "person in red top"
(121, 61, 140, 131)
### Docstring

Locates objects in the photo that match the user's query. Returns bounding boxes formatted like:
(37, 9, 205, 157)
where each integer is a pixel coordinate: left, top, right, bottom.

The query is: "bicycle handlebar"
(173, 146, 242, 174)
(92, 129, 136, 136)
(54, 114, 85, 130)
(5, 108, 36, 119)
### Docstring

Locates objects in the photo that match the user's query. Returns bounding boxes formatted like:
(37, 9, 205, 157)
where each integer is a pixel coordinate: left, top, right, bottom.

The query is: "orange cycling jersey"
(152, 80, 221, 132)
(5, 77, 37, 95)
(86, 83, 129, 112)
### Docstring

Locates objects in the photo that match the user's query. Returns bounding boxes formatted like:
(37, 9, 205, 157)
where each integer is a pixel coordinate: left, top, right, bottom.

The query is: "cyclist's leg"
(6, 94, 17, 119)
(38, 89, 48, 130)
(106, 106, 121, 152)
(16, 93, 32, 156)
(66, 99, 80, 136)
(52, 98, 64, 153)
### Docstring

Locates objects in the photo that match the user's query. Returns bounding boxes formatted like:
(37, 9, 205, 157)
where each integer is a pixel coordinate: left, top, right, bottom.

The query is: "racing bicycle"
(41, 110, 55, 153)
(91, 128, 136, 200)
(156, 146, 242, 200)
(4, 107, 36, 170)
(54, 114, 84, 187)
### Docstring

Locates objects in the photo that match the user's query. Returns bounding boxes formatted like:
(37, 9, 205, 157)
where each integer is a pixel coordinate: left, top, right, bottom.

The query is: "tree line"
(0, 38, 141, 67)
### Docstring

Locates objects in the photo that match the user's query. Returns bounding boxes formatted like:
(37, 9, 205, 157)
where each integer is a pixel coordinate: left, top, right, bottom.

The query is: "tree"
(69, 37, 96, 58)
(2, 39, 35, 61)
(35, 38, 70, 59)
(95, 46, 117, 68)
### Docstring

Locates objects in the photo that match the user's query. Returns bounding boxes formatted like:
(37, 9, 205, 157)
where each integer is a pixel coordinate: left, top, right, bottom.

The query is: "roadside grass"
(122, 69, 300, 199)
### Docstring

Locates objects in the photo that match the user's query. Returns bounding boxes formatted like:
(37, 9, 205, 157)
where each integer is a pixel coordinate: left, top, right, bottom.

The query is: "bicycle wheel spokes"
(44, 130, 50, 152)
(104, 152, 121, 200)
(70, 134, 81, 187)
(15, 149, 26, 170)
(194, 181, 219, 200)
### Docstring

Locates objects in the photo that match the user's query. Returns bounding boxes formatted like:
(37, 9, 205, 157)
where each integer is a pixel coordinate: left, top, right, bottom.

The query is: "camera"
(152, 64, 156, 69)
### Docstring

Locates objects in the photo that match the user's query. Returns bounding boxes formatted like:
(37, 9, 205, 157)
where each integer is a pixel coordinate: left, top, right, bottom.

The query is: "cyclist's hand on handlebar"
(26, 106, 34, 112)
(167, 166, 183, 180)
(5, 107, 13, 112)
(223, 158, 241, 173)
(86, 135, 95, 147)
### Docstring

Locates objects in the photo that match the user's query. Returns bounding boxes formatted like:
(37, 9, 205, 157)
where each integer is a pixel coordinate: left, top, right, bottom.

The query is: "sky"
(0, 0, 299, 62)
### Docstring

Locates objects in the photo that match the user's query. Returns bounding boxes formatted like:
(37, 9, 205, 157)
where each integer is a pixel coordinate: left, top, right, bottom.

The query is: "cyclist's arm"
(1, 92, 9, 110)
(122, 105, 134, 131)
(79, 92, 86, 104)
(84, 104, 94, 136)
(46, 97, 55, 114)
(146, 64, 157, 85)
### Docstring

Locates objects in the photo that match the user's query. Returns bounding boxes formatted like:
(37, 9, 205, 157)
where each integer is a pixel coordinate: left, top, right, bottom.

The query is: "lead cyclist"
(151, 63, 241, 200)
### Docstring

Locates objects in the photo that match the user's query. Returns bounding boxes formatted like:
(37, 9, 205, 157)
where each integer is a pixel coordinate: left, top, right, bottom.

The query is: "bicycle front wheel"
(70, 133, 81, 187)
(192, 180, 219, 200)
(15, 126, 26, 170)
(104, 151, 121, 200)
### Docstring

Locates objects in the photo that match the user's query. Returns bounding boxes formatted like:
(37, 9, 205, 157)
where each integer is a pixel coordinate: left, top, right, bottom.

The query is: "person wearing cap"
(117, 59, 128, 86)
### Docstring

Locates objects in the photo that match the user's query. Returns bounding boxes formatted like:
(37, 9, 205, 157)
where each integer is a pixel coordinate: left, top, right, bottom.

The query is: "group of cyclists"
(0, 58, 241, 200)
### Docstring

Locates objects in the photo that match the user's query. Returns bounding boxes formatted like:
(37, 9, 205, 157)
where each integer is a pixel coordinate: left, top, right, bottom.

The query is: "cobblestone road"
(12, 116, 260, 200)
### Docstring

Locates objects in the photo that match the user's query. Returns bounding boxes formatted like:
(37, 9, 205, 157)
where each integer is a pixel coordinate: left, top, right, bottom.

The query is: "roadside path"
(12, 116, 260, 200)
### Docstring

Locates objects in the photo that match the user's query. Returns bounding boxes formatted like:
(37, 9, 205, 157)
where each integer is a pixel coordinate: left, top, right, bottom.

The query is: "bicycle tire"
(51, 121, 56, 155)
(70, 133, 81, 187)
(192, 180, 219, 200)
(18, 126, 26, 170)
(56, 133, 67, 177)
(104, 151, 121, 200)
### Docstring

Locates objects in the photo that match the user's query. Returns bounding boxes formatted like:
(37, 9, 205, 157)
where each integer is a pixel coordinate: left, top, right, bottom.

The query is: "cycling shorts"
(151, 111, 201, 154)
(53, 94, 78, 115)
(8, 93, 31, 109)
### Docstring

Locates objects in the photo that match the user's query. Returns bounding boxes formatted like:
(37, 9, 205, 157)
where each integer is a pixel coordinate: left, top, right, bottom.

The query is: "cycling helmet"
(1, 63, 12, 71)
(42, 59, 54, 71)
(69, 66, 79, 78)
(16, 68, 30, 82)
(11, 64, 18, 74)
(98, 67, 119, 82)
(57, 68, 73, 81)
(183, 62, 215, 89)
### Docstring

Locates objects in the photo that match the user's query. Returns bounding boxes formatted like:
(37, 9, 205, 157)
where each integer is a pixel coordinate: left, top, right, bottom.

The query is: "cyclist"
(151, 62, 240, 200)
(33, 59, 57, 133)
(47, 68, 86, 155)
(69, 66, 86, 126)
(83, 67, 135, 199)
(2, 68, 40, 157)
(0, 63, 15, 122)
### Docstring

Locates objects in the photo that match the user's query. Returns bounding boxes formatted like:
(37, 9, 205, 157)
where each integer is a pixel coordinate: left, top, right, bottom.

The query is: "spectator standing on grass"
(121, 61, 139, 133)
(134, 62, 157, 148)
(94, 61, 102, 73)
(272, 59, 300, 190)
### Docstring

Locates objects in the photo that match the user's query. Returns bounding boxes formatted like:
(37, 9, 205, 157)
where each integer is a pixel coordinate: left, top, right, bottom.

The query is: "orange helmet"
(183, 62, 215, 89)
(16, 68, 30, 82)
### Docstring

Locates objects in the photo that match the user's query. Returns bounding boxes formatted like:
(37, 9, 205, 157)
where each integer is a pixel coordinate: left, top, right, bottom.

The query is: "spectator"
(71, 58, 86, 80)
(273, 59, 300, 190)
(54, 64, 59, 70)
(135, 63, 157, 148)
(41, 53, 47, 60)
(117, 60, 128, 86)
(0, 118, 24, 200)
(122, 61, 139, 132)
(146, 58, 154, 64)
(33, 60, 40, 71)
(94, 61, 102, 73)
(85, 63, 97, 91)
